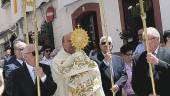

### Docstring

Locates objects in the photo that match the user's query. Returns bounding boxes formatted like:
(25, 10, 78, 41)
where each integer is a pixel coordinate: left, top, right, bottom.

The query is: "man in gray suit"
(92, 36, 127, 96)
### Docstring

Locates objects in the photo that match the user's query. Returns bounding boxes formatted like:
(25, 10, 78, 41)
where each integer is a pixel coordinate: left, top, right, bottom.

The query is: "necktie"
(151, 53, 159, 79)
(32, 68, 36, 84)
(102, 63, 113, 79)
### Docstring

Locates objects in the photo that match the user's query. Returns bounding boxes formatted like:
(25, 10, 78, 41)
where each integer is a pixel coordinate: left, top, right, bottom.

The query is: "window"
(1, 0, 10, 8)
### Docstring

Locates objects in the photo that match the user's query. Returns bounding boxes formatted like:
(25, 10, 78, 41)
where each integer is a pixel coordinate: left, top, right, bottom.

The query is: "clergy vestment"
(51, 48, 105, 96)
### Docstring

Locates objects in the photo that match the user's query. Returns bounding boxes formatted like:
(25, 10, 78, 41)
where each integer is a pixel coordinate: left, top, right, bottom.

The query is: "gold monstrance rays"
(71, 25, 89, 51)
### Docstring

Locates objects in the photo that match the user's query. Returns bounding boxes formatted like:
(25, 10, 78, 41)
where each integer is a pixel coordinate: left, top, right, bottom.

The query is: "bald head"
(62, 32, 72, 44)
(62, 32, 75, 54)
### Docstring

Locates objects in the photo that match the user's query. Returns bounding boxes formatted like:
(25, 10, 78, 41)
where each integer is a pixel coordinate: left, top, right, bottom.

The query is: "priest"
(51, 29, 105, 96)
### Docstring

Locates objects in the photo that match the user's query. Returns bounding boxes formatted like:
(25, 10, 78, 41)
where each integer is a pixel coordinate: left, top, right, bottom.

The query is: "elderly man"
(91, 36, 127, 96)
(3, 40, 27, 96)
(51, 32, 105, 96)
(132, 27, 170, 96)
(10, 44, 57, 96)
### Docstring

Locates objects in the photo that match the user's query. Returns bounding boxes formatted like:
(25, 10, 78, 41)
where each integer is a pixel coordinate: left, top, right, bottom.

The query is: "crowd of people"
(0, 27, 170, 96)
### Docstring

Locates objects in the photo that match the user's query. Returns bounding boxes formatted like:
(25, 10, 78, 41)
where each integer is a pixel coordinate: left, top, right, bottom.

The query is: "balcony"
(1, 0, 10, 8)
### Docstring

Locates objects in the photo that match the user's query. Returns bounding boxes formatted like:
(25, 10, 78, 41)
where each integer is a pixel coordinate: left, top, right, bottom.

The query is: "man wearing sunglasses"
(92, 36, 127, 96)
(40, 46, 52, 66)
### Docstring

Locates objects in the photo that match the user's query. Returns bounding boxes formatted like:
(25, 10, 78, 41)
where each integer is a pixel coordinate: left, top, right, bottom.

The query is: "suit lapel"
(14, 59, 22, 67)
(156, 48, 161, 59)
(97, 52, 104, 61)
(23, 64, 35, 86)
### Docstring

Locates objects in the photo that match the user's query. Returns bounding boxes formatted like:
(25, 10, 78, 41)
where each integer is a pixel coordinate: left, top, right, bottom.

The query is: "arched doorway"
(72, 3, 102, 55)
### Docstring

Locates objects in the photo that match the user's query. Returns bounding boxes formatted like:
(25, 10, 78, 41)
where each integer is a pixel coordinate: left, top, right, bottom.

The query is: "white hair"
(99, 36, 112, 44)
(142, 27, 160, 42)
(147, 27, 160, 38)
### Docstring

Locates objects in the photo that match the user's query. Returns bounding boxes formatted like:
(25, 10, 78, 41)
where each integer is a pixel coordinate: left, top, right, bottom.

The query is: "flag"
(11, 0, 23, 22)
(13, 0, 17, 14)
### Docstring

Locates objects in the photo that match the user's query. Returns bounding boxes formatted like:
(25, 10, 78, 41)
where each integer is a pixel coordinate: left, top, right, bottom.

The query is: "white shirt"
(26, 63, 46, 83)
(16, 59, 23, 65)
(102, 52, 110, 66)
(26, 64, 36, 83)
(154, 46, 159, 55)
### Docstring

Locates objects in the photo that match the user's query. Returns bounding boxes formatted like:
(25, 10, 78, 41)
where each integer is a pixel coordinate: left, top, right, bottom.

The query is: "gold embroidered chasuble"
(51, 48, 105, 96)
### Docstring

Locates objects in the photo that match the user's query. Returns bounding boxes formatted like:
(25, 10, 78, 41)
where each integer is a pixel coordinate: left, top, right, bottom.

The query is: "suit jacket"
(3, 56, 23, 96)
(93, 52, 127, 96)
(11, 63, 57, 96)
(3, 56, 23, 78)
(132, 47, 170, 96)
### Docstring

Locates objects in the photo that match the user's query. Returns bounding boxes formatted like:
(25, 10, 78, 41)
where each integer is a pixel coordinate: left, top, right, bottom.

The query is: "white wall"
(104, 0, 123, 52)
(159, 0, 170, 32)
(1, 0, 123, 52)
(0, 0, 24, 32)
(52, 0, 123, 52)
(0, 5, 12, 32)
(27, 8, 44, 33)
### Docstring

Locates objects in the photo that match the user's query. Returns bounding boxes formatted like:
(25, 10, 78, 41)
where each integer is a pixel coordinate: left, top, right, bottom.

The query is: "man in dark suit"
(92, 36, 127, 96)
(132, 27, 170, 96)
(11, 44, 57, 96)
(3, 40, 27, 96)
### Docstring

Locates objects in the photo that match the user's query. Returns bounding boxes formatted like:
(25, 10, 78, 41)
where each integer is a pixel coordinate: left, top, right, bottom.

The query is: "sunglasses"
(125, 53, 133, 56)
(101, 42, 112, 45)
(45, 50, 51, 52)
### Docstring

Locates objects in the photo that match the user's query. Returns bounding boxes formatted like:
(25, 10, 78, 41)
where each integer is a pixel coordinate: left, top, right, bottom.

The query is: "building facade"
(0, 0, 170, 57)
